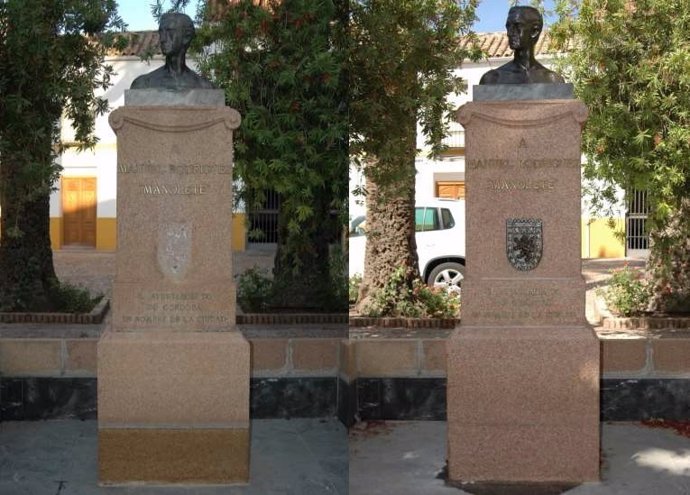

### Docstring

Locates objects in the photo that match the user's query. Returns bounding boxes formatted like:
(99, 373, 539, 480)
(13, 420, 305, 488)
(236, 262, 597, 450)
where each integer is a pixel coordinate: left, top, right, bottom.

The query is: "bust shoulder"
(479, 69, 501, 85)
(540, 68, 565, 84)
(130, 72, 154, 89)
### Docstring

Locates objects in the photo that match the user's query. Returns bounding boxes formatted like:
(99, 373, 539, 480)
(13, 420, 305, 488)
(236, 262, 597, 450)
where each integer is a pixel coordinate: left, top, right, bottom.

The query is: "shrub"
(601, 266, 651, 316)
(50, 282, 102, 314)
(327, 246, 349, 312)
(237, 267, 273, 313)
(414, 282, 460, 318)
(349, 274, 362, 305)
(361, 266, 460, 318)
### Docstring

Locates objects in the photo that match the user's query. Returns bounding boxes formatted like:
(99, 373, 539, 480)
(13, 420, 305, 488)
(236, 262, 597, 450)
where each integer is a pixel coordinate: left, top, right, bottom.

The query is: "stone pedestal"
(98, 98, 250, 485)
(446, 98, 600, 484)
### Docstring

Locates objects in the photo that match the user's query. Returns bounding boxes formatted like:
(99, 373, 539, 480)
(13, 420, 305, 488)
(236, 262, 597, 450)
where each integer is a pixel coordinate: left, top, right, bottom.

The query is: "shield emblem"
(506, 218, 542, 271)
(157, 223, 192, 280)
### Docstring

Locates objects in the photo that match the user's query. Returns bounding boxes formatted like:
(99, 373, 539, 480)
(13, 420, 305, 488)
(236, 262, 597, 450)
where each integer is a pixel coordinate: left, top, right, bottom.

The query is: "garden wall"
(1, 318, 688, 425)
(0, 322, 347, 421)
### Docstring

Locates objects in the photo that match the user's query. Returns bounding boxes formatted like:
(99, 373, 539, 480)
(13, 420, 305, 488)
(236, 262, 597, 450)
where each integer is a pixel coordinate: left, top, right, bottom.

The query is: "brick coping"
(593, 290, 690, 330)
(0, 298, 110, 325)
(0, 309, 345, 327)
(2, 303, 687, 331)
(238, 313, 348, 325)
(602, 315, 690, 330)
(348, 316, 460, 329)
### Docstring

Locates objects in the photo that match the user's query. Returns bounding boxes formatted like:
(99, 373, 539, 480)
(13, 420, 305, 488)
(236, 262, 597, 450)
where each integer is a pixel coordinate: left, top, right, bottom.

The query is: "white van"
(348, 198, 466, 293)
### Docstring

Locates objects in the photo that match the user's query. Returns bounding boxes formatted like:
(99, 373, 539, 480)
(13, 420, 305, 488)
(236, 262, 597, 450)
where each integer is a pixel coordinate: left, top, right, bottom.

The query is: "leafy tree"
(195, 0, 348, 310)
(349, 0, 481, 313)
(0, 0, 125, 311)
(551, 0, 690, 312)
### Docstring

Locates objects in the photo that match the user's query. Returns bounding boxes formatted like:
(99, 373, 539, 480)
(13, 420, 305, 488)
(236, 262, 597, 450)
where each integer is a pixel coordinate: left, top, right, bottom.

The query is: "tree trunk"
(0, 176, 58, 311)
(271, 189, 343, 311)
(648, 197, 690, 313)
(354, 159, 418, 314)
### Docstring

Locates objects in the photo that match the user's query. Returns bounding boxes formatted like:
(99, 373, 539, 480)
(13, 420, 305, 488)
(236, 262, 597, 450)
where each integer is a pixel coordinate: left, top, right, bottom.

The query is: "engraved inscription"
(466, 159, 509, 169)
(118, 163, 234, 195)
(121, 291, 230, 327)
(119, 163, 231, 174)
(518, 159, 579, 168)
(169, 164, 232, 174)
(464, 287, 579, 322)
(466, 158, 580, 170)
(119, 163, 162, 173)
(141, 183, 209, 195)
(121, 314, 230, 325)
(487, 178, 555, 191)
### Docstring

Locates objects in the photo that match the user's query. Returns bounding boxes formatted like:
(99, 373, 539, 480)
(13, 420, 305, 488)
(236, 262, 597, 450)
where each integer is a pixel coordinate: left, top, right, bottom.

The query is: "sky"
(117, 0, 558, 33)
(117, 0, 201, 31)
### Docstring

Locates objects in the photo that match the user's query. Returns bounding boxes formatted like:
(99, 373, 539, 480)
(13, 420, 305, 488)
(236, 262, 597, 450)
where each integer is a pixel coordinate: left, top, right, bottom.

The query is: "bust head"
(129, 11, 215, 90)
(478, 6, 564, 85)
(506, 6, 543, 51)
(159, 12, 195, 57)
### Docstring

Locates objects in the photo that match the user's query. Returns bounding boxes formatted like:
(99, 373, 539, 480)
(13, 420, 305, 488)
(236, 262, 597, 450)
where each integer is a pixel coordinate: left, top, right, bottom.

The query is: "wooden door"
(62, 177, 97, 247)
(436, 181, 465, 200)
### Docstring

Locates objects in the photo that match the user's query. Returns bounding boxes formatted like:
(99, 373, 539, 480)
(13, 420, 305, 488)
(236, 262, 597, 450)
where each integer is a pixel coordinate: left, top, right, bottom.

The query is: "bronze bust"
(131, 13, 214, 90)
(479, 6, 564, 85)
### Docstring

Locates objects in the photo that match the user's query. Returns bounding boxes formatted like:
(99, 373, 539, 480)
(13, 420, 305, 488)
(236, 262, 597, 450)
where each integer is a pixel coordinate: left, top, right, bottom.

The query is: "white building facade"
(51, 32, 246, 252)
(350, 32, 631, 259)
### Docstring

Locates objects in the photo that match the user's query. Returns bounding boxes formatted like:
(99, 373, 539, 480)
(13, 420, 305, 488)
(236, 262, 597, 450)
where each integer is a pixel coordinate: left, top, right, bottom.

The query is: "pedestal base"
(446, 325, 600, 483)
(97, 330, 250, 484)
(99, 427, 249, 485)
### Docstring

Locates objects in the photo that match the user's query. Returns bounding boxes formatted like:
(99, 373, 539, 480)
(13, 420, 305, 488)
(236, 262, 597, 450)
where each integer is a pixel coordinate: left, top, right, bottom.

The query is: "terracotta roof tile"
(460, 31, 560, 59)
(107, 29, 560, 59)
(107, 31, 160, 57)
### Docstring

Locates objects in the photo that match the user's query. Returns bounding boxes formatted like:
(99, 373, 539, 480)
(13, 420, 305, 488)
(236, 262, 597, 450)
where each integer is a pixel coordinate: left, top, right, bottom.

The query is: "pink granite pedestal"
(446, 99, 600, 484)
(98, 103, 250, 485)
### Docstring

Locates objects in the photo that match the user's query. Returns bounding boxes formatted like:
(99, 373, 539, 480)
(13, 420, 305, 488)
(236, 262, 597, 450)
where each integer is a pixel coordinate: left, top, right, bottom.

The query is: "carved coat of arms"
(506, 218, 542, 271)
(157, 223, 192, 280)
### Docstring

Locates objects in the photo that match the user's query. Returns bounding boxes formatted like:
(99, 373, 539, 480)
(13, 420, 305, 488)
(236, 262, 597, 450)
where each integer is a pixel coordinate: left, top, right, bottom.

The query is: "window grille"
(625, 189, 650, 253)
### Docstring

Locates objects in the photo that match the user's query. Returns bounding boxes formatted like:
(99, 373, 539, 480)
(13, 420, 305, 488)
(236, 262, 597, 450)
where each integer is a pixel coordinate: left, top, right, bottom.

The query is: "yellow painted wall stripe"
(581, 218, 625, 259)
(18, 214, 626, 258)
(48, 214, 247, 252)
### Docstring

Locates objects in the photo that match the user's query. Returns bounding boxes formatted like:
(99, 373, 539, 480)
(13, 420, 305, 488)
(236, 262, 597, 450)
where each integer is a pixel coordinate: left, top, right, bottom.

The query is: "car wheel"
(427, 262, 464, 295)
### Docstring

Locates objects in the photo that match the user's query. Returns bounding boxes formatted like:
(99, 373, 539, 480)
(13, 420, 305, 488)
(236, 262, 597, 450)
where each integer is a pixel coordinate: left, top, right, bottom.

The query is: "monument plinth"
(97, 91, 250, 485)
(446, 95, 600, 485)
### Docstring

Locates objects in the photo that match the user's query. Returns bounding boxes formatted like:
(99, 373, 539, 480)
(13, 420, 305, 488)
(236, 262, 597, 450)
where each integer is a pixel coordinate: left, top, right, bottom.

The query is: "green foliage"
(50, 282, 103, 314)
(551, 0, 690, 310)
(194, 0, 347, 309)
(349, 0, 483, 189)
(0, 0, 125, 311)
(349, 274, 362, 305)
(0, 0, 125, 208)
(237, 248, 348, 313)
(150, 0, 194, 19)
(350, 0, 480, 316)
(647, 198, 690, 313)
(0, 255, 45, 311)
(0, 266, 102, 314)
(194, 0, 346, 254)
(552, 0, 690, 221)
(361, 266, 460, 318)
(328, 246, 349, 312)
(600, 266, 651, 317)
(237, 267, 274, 313)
